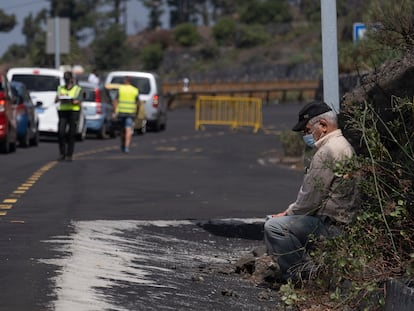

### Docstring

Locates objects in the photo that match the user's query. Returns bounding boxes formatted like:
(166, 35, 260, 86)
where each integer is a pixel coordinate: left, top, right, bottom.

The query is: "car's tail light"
(152, 95, 159, 108)
(96, 102, 103, 115)
(95, 88, 101, 103)
(95, 88, 102, 114)
(0, 92, 5, 112)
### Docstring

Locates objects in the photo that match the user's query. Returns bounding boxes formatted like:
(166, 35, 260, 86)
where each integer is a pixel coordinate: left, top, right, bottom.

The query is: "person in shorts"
(113, 76, 140, 153)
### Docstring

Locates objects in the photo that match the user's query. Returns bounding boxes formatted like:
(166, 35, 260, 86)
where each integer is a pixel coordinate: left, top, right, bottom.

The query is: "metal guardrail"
(164, 80, 318, 108)
(195, 96, 262, 133)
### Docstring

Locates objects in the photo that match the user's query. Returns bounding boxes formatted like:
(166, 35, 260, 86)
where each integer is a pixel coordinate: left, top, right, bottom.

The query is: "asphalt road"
(0, 102, 305, 311)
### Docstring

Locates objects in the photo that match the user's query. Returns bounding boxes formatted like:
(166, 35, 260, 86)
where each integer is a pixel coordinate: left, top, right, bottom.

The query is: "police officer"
(113, 76, 140, 153)
(55, 71, 82, 162)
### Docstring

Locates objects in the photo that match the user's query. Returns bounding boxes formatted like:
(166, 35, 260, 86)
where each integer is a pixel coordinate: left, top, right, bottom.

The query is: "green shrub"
(277, 130, 304, 157)
(140, 43, 163, 70)
(239, 0, 292, 25)
(235, 24, 269, 48)
(212, 17, 237, 46)
(173, 23, 200, 47)
(198, 42, 219, 60)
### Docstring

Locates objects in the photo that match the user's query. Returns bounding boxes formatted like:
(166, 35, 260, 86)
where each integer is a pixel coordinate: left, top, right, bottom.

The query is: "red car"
(0, 74, 17, 153)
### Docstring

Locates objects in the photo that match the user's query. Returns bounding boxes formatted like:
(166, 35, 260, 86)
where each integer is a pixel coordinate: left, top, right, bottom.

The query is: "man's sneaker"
(124, 147, 130, 153)
(66, 155, 73, 162)
(58, 154, 66, 161)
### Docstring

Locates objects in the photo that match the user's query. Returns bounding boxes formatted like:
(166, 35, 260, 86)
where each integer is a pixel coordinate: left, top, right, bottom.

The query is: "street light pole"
(321, 0, 340, 112)
(54, 16, 61, 69)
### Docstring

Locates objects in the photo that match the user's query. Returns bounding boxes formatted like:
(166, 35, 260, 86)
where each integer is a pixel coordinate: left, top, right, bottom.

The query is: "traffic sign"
(353, 23, 367, 43)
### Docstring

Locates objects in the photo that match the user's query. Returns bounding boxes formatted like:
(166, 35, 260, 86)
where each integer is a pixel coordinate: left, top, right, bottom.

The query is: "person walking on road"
(113, 76, 140, 153)
(55, 71, 82, 162)
(264, 101, 359, 281)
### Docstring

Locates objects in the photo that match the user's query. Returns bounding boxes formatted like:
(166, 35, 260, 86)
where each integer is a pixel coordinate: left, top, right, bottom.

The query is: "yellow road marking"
(3, 199, 17, 203)
(156, 146, 177, 151)
(0, 161, 58, 218)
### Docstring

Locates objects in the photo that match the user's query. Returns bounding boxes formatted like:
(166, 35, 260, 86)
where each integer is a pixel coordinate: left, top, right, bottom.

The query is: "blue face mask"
(303, 133, 315, 148)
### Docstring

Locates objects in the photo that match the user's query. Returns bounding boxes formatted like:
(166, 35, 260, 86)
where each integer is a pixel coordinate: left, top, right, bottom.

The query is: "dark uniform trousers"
(58, 110, 80, 157)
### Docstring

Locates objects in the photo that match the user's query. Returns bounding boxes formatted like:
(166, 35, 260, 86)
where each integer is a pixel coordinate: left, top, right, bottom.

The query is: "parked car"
(105, 83, 147, 135)
(6, 67, 87, 141)
(0, 74, 17, 153)
(79, 81, 116, 139)
(10, 81, 39, 147)
(105, 71, 166, 132)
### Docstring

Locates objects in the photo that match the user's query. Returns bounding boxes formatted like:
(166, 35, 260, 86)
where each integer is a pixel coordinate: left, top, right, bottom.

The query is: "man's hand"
(274, 211, 288, 217)
(267, 210, 288, 219)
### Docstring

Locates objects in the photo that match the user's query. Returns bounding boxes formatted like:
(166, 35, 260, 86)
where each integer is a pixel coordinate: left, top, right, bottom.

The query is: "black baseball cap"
(292, 101, 332, 132)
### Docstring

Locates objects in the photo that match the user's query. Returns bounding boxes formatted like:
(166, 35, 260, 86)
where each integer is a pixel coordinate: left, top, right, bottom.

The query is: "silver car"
(105, 71, 167, 132)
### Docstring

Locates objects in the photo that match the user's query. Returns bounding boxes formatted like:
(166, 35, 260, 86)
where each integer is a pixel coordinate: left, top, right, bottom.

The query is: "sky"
(0, 0, 168, 56)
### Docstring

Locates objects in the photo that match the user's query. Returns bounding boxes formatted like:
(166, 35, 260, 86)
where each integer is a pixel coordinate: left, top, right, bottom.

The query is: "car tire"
(98, 123, 108, 139)
(149, 118, 161, 132)
(9, 136, 16, 153)
(160, 121, 166, 131)
(0, 132, 10, 153)
(76, 119, 87, 141)
(30, 128, 39, 146)
(19, 129, 30, 148)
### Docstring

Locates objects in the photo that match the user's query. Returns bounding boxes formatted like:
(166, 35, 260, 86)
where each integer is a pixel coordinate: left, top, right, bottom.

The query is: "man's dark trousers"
(58, 110, 80, 157)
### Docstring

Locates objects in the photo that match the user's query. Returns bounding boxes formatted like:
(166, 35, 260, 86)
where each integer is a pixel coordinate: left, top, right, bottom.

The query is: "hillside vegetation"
(0, 0, 391, 83)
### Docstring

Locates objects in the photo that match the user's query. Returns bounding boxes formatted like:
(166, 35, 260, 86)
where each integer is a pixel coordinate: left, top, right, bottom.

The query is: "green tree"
(210, 0, 239, 21)
(366, 0, 414, 52)
(24, 9, 53, 67)
(100, 0, 127, 28)
(167, 0, 193, 27)
(212, 16, 237, 46)
(300, 0, 321, 23)
(235, 24, 269, 48)
(92, 24, 128, 70)
(140, 43, 163, 69)
(2, 9, 53, 66)
(0, 9, 16, 32)
(22, 9, 48, 46)
(173, 23, 200, 46)
(239, 0, 292, 25)
(49, 0, 101, 41)
(140, 0, 164, 29)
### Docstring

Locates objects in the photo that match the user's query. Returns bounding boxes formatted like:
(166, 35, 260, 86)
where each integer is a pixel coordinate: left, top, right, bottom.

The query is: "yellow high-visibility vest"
(117, 84, 139, 115)
(57, 85, 82, 111)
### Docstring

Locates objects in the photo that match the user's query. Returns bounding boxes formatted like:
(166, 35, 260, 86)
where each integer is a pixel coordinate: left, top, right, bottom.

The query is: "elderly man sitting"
(264, 101, 359, 281)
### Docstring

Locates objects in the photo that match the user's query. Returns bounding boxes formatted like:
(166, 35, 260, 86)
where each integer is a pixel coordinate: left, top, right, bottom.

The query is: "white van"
(105, 71, 167, 131)
(7, 67, 87, 140)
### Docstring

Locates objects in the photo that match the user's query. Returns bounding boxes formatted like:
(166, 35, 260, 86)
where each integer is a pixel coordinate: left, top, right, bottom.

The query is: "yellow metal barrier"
(195, 96, 262, 133)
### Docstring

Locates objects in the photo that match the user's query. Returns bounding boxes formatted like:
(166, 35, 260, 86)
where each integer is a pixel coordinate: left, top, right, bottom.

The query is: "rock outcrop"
(339, 53, 414, 155)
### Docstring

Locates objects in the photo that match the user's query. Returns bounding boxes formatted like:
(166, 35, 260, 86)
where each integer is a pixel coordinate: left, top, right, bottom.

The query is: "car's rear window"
(81, 87, 96, 101)
(11, 83, 24, 97)
(110, 76, 151, 94)
(11, 74, 60, 92)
